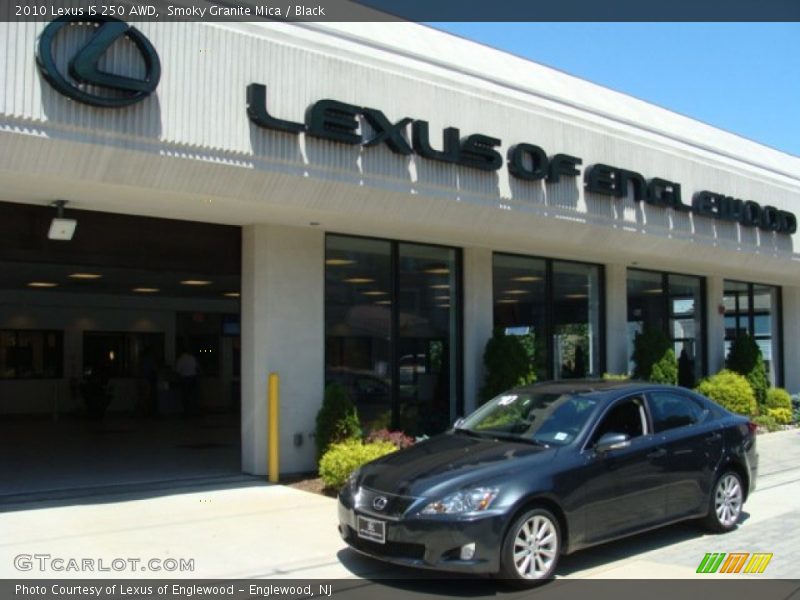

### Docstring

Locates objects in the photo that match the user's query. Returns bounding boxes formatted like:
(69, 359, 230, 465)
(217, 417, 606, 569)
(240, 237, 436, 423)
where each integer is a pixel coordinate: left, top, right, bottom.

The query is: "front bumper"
(337, 492, 506, 574)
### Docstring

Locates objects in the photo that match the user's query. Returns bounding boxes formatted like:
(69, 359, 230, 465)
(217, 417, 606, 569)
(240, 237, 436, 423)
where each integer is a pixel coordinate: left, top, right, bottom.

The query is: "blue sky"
(430, 23, 800, 157)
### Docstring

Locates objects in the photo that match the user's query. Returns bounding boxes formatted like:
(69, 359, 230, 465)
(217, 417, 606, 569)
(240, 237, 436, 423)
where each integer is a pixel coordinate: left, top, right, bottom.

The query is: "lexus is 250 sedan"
(337, 380, 758, 586)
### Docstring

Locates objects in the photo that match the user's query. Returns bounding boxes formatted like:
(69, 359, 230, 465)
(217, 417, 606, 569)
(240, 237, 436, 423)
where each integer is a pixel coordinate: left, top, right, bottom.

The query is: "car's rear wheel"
(703, 471, 744, 532)
(498, 507, 560, 587)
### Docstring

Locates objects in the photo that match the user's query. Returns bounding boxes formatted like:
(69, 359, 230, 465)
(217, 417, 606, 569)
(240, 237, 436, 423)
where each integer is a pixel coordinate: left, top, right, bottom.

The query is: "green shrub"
(602, 373, 630, 381)
(753, 414, 780, 432)
(793, 394, 800, 424)
(766, 407, 792, 425)
(318, 440, 397, 490)
(726, 334, 769, 406)
(650, 349, 678, 385)
(632, 328, 677, 384)
(315, 384, 361, 461)
(695, 370, 757, 417)
(766, 387, 792, 410)
(480, 328, 536, 402)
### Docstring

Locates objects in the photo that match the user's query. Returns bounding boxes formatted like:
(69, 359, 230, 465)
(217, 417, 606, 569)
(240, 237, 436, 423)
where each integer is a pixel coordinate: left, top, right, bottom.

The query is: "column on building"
(241, 224, 325, 476)
(462, 247, 494, 415)
(604, 263, 628, 376)
(705, 276, 726, 376)
(782, 285, 800, 394)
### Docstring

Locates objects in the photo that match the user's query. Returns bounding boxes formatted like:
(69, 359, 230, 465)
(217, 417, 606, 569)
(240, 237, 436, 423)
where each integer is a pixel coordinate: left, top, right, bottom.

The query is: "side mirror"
(453, 417, 465, 429)
(595, 432, 630, 454)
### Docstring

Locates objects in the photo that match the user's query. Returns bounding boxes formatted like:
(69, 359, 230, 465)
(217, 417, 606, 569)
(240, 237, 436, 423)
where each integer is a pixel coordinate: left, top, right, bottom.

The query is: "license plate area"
(356, 515, 385, 544)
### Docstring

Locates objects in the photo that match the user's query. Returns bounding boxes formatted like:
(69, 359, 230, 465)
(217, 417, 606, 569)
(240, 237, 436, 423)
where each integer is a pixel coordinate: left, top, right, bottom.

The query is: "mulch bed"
(282, 473, 337, 497)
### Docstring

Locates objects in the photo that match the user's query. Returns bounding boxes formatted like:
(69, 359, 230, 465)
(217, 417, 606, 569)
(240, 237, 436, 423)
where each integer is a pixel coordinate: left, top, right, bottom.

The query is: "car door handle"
(647, 448, 667, 459)
(704, 433, 722, 444)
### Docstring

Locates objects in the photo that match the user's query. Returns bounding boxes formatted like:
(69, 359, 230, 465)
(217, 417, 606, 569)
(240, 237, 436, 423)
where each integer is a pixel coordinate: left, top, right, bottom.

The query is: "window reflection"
(325, 237, 392, 431)
(324, 236, 460, 437)
(627, 269, 704, 387)
(492, 254, 603, 381)
(397, 244, 459, 435)
(492, 255, 547, 380)
(553, 261, 601, 379)
(723, 280, 780, 385)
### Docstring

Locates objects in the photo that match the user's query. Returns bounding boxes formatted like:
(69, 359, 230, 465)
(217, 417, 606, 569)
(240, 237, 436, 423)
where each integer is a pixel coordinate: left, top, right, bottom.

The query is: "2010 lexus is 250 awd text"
(337, 380, 758, 586)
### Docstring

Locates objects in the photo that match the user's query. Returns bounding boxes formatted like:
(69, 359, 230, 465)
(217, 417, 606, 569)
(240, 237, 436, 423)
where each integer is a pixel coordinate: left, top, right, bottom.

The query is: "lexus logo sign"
(372, 496, 388, 511)
(36, 16, 161, 108)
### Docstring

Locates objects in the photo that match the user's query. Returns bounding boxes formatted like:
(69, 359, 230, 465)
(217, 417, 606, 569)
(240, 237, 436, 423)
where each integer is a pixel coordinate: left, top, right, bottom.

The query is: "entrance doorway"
(0, 201, 242, 498)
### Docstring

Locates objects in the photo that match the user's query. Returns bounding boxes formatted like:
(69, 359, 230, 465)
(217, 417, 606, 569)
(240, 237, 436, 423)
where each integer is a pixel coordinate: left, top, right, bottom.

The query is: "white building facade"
(1, 19, 799, 475)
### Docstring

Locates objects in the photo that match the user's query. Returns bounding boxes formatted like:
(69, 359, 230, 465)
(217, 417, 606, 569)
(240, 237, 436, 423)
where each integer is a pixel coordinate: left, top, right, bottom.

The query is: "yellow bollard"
(268, 372, 279, 483)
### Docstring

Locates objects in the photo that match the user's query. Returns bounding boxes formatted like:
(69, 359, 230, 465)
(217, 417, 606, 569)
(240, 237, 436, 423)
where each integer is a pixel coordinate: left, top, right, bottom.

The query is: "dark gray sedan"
(337, 380, 758, 586)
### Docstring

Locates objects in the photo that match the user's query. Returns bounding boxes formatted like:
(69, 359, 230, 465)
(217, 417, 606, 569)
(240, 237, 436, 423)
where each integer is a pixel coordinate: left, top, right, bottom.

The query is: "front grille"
(355, 486, 416, 519)
(347, 528, 425, 560)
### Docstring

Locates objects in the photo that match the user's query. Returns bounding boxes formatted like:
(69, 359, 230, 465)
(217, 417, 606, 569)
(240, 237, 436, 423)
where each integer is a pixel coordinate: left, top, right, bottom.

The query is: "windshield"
(458, 391, 598, 446)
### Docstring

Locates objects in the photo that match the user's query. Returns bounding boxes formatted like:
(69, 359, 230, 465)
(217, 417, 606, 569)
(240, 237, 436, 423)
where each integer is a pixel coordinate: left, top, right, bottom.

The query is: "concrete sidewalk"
(2, 429, 798, 580)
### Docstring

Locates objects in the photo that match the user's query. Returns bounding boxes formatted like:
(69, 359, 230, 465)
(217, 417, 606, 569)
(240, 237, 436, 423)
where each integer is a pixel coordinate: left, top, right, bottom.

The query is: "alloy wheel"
(714, 473, 743, 528)
(512, 514, 558, 579)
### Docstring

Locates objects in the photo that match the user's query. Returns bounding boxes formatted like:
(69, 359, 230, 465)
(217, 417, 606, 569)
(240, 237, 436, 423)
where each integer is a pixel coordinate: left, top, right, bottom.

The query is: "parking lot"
(1, 429, 798, 581)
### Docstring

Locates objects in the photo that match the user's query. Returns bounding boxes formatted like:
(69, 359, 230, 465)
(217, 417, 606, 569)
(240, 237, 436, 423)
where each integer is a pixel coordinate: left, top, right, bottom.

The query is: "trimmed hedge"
(695, 370, 757, 417)
(753, 414, 780, 432)
(766, 387, 792, 410)
(766, 407, 792, 425)
(318, 440, 397, 490)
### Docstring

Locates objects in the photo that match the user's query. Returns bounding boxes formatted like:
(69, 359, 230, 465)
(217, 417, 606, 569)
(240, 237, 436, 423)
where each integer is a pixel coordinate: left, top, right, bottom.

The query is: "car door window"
(590, 396, 647, 445)
(648, 391, 707, 433)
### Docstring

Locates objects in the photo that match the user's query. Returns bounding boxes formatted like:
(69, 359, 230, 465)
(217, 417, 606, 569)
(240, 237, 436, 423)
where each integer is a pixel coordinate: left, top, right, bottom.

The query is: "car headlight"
(347, 469, 360, 494)
(420, 487, 499, 515)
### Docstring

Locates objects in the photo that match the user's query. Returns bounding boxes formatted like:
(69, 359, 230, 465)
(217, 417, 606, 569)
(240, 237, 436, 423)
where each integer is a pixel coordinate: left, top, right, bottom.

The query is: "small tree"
(650, 348, 678, 385)
(726, 333, 769, 406)
(480, 328, 536, 402)
(632, 328, 677, 384)
(315, 384, 361, 461)
(696, 370, 758, 417)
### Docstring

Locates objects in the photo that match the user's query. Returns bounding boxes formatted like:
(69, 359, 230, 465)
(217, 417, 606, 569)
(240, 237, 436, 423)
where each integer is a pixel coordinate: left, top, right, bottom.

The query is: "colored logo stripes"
(697, 552, 773, 574)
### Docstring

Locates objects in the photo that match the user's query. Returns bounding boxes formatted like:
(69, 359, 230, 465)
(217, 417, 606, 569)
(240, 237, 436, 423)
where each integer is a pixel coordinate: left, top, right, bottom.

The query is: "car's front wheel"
(703, 470, 744, 533)
(498, 507, 561, 587)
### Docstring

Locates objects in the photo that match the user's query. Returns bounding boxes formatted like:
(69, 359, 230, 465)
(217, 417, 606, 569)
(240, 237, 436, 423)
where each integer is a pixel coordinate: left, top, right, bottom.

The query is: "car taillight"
(747, 421, 758, 435)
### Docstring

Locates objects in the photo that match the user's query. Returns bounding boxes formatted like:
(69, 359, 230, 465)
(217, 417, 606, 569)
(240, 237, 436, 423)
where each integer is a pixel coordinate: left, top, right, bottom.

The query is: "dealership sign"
(247, 84, 797, 235)
(36, 16, 160, 108)
(33, 17, 797, 235)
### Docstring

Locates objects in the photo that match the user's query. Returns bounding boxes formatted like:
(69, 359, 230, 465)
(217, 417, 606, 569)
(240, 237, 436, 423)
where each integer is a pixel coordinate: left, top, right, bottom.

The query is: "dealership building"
(1, 17, 798, 486)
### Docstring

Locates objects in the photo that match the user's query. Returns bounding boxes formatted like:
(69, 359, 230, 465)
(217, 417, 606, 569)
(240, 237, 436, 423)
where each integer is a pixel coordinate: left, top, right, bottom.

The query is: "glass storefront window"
(493, 254, 604, 381)
(325, 236, 392, 431)
(325, 235, 461, 437)
(724, 280, 781, 386)
(397, 244, 459, 435)
(627, 269, 704, 387)
(552, 261, 601, 379)
(492, 254, 547, 380)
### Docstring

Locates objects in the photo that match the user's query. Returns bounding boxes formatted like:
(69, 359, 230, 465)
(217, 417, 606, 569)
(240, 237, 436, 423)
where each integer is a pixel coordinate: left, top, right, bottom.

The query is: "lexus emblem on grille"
(372, 496, 388, 511)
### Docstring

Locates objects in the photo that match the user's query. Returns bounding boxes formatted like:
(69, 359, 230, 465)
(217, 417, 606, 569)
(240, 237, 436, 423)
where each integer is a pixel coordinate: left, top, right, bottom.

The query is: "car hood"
(358, 431, 556, 498)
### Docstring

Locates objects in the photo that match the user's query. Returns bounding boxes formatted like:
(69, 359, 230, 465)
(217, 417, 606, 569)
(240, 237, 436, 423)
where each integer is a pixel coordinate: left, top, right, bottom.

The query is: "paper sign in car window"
(554, 432, 568, 441)
(497, 395, 518, 406)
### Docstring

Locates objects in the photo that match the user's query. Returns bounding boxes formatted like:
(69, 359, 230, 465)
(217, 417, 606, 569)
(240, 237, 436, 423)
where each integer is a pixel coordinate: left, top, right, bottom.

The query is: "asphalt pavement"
(1, 429, 798, 581)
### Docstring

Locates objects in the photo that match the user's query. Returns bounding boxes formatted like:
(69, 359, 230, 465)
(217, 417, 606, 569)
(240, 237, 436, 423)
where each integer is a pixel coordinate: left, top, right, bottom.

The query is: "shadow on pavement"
(0, 474, 267, 513)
